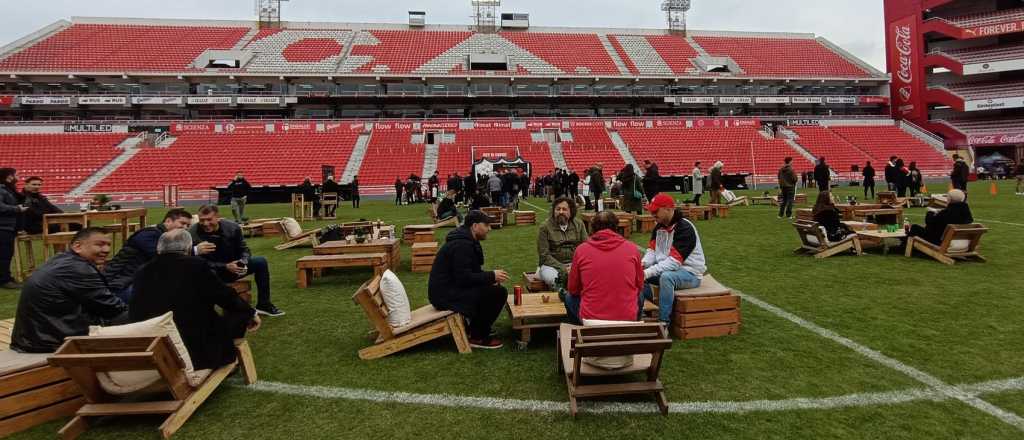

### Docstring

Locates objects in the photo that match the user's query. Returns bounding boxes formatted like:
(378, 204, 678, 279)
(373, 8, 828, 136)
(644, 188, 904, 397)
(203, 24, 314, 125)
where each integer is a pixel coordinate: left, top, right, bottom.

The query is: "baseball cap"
(646, 193, 676, 214)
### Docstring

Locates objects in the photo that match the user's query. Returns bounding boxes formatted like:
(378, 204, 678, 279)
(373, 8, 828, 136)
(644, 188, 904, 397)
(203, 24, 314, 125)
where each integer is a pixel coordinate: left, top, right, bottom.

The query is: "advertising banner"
(78, 96, 127, 105)
(889, 14, 922, 118)
(131, 96, 184, 105)
(186, 96, 233, 105)
(236, 96, 282, 105)
(20, 96, 71, 105)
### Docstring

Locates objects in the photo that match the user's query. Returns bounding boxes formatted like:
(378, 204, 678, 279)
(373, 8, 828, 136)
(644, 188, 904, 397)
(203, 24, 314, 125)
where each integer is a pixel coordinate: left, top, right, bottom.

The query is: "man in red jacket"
(563, 211, 644, 324)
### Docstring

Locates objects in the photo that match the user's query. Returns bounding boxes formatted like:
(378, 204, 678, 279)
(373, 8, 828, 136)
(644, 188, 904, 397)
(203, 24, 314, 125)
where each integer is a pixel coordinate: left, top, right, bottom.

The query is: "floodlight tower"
(255, 0, 290, 29)
(662, 0, 691, 35)
(471, 0, 501, 33)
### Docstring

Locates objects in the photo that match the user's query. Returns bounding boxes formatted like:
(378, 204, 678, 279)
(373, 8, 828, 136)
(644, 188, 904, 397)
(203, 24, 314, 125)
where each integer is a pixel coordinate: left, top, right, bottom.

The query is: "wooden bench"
(670, 275, 741, 340)
(794, 193, 809, 205)
(708, 204, 731, 219)
(352, 276, 471, 360)
(403, 224, 438, 245)
(682, 205, 712, 221)
(514, 210, 536, 225)
(906, 224, 988, 265)
(796, 208, 814, 222)
(411, 242, 438, 273)
(522, 272, 548, 292)
(296, 253, 388, 288)
(0, 318, 85, 438)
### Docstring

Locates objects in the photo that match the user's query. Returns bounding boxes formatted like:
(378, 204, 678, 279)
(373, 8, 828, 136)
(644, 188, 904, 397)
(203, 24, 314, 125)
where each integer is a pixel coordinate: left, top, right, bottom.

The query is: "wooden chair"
(47, 335, 256, 440)
(793, 220, 862, 258)
(427, 203, 459, 228)
(291, 194, 313, 222)
(877, 191, 909, 208)
(352, 276, 471, 360)
(274, 220, 322, 251)
(905, 224, 988, 265)
(321, 193, 339, 220)
(12, 234, 40, 283)
(43, 213, 84, 259)
(726, 195, 750, 207)
(556, 323, 672, 417)
(1, 321, 85, 437)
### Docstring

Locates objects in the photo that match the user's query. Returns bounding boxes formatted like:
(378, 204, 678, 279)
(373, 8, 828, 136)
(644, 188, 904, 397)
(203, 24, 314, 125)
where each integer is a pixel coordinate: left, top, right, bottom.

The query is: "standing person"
(227, 171, 252, 223)
(640, 194, 707, 325)
(895, 159, 910, 197)
(20, 176, 63, 235)
(0, 168, 28, 289)
(428, 172, 440, 201)
(643, 160, 660, 201)
(350, 176, 361, 209)
(190, 205, 284, 317)
(464, 173, 476, 205)
(520, 172, 531, 200)
(814, 157, 831, 192)
(709, 162, 724, 205)
(1016, 159, 1024, 195)
(690, 161, 703, 205)
(909, 162, 923, 197)
(394, 177, 404, 206)
(951, 154, 970, 192)
(564, 211, 645, 325)
(617, 164, 644, 215)
(568, 171, 580, 201)
(428, 211, 509, 349)
(323, 176, 340, 218)
(863, 162, 877, 200)
(588, 165, 605, 212)
(487, 172, 502, 206)
(777, 157, 798, 219)
(536, 197, 588, 290)
(885, 156, 898, 191)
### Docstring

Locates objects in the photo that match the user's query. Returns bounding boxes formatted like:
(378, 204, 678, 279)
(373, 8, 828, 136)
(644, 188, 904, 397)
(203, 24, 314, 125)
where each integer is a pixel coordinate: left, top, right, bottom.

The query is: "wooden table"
(853, 208, 904, 226)
(857, 230, 907, 255)
(43, 208, 147, 257)
(751, 196, 778, 206)
(506, 293, 567, 350)
(682, 205, 712, 221)
(836, 204, 885, 221)
(314, 239, 401, 270)
(296, 253, 387, 288)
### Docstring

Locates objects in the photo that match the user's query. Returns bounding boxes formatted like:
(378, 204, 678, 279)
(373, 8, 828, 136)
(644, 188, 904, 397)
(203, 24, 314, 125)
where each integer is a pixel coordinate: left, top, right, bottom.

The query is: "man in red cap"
(641, 193, 707, 324)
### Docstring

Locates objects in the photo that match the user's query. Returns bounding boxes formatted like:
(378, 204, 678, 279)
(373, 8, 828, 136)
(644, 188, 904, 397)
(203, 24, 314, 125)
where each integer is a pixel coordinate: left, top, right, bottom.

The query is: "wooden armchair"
(291, 194, 314, 221)
(427, 203, 458, 228)
(47, 335, 256, 439)
(274, 218, 322, 251)
(352, 276, 471, 360)
(556, 323, 673, 417)
(877, 191, 909, 208)
(793, 220, 862, 258)
(905, 224, 988, 265)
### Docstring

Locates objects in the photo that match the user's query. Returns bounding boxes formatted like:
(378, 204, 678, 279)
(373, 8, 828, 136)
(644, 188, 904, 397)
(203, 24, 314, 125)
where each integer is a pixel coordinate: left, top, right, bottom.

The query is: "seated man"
(536, 197, 588, 290)
(20, 176, 64, 235)
(131, 229, 261, 370)
(189, 205, 284, 317)
(906, 189, 973, 246)
(428, 211, 509, 349)
(564, 211, 644, 325)
(437, 189, 462, 223)
(10, 228, 128, 353)
(641, 194, 707, 325)
(104, 208, 193, 301)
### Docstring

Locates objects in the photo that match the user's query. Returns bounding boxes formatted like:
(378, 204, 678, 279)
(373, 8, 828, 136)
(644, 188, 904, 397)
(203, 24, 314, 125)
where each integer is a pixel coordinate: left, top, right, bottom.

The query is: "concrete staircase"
(231, 27, 262, 51)
(340, 132, 372, 183)
(607, 130, 641, 172)
(598, 34, 632, 75)
(547, 141, 569, 170)
(421, 143, 439, 179)
(67, 136, 145, 197)
(783, 139, 819, 164)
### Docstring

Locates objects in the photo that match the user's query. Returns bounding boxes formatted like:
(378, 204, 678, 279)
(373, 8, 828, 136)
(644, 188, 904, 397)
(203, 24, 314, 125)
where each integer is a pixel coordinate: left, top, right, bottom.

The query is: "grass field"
(4, 180, 1023, 440)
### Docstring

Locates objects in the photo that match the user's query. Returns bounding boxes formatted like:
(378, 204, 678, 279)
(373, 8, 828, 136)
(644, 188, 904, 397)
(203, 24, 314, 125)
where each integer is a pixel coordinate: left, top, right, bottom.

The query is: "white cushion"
(379, 270, 413, 328)
(89, 312, 200, 394)
(948, 239, 971, 253)
(281, 217, 303, 238)
(580, 319, 638, 370)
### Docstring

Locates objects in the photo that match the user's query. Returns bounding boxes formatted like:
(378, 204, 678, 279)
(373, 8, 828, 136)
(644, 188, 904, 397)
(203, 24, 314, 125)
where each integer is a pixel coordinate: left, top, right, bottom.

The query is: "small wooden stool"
(411, 242, 439, 273)
(412, 232, 435, 244)
(637, 215, 657, 233)
(794, 194, 809, 205)
(403, 224, 438, 245)
(669, 275, 740, 340)
(514, 211, 536, 226)
(296, 253, 387, 289)
(708, 204, 730, 219)
(481, 207, 505, 229)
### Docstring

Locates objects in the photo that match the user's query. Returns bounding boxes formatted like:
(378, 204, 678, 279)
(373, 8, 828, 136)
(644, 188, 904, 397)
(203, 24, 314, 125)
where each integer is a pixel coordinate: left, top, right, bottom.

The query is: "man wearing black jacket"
(814, 157, 831, 192)
(131, 229, 260, 370)
(20, 177, 63, 235)
(227, 171, 252, 223)
(323, 176, 340, 217)
(11, 228, 128, 353)
(862, 162, 877, 199)
(104, 208, 193, 301)
(428, 211, 508, 349)
(884, 157, 898, 191)
(0, 168, 28, 289)
(190, 205, 283, 317)
(951, 154, 970, 192)
(906, 189, 973, 245)
(298, 177, 320, 218)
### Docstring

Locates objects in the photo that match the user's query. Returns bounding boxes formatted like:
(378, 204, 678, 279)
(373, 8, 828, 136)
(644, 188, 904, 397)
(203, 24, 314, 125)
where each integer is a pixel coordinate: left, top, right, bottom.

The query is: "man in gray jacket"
(777, 157, 798, 219)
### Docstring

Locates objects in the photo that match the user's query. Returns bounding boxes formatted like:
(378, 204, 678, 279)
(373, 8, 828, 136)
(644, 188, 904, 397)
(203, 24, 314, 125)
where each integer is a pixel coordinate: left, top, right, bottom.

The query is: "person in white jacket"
(690, 162, 703, 205)
(640, 194, 707, 324)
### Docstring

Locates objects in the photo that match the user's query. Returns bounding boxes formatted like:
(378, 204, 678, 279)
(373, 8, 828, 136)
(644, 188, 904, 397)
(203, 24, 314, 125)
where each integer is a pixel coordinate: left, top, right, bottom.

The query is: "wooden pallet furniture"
(637, 214, 657, 233)
(682, 205, 712, 221)
(296, 253, 387, 288)
(291, 194, 314, 221)
(412, 232, 435, 244)
(352, 276, 471, 360)
(514, 210, 537, 225)
(506, 293, 661, 349)
(793, 220, 863, 258)
(750, 196, 778, 206)
(905, 224, 988, 265)
(47, 335, 256, 440)
(427, 203, 459, 228)
(315, 239, 401, 271)
(522, 272, 548, 292)
(480, 207, 505, 228)
(402, 224, 438, 245)
(411, 242, 438, 273)
(726, 195, 750, 207)
(795, 208, 814, 222)
(321, 192, 339, 220)
(794, 193, 809, 205)
(668, 275, 741, 340)
(12, 234, 40, 283)
(877, 191, 910, 208)
(273, 220, 323, 251)
(230, 280, 253, 305)
(708, 204, 731, 219)
(852, 208, 905, 226)
(556, 323, 672, 416)
(601, 198, 621, 210)
(2, 318, 86, 438)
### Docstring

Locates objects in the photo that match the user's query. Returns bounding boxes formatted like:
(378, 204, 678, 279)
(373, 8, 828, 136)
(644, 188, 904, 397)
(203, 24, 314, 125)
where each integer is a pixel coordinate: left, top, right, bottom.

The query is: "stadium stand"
(0, 133, 128, 193)
(346, 30, 473, 74)
(933, 80, 1024, 101)
(560, 125, 627, 173)
(940, 117, 1024, 135)
(829, 126, 951, 174)
(91, 130, 362, 193)
(245, 30, 353, 72)
(357, 125, 425, 186)
(500, 32, 621, 75)
(790, 126, 874, 172)
(435, 126, 556, 180)
(0, 24, 249, 71)
(930, 42, 1024, 66)
(692, 36, 871, 77)
(642, 35, 700, 75)
(941, 7, 1024, 28)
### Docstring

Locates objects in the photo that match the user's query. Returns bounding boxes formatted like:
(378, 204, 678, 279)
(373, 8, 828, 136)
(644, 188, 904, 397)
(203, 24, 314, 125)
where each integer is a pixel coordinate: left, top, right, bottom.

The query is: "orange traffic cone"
(921, 184, 929, 194)
(990, 181, 998, 196)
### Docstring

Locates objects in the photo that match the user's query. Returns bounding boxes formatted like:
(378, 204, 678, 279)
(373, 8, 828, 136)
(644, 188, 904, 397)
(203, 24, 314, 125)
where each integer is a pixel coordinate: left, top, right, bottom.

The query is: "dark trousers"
(864, 180, 875, 199)
(690, 193, 702, 206)
(816, 180, 829, 192)
(0, 230, 14, 284)
(395, 192, 403, 205)
(466, 285, 507, 340)
(953, 180, 967, 192)
(221, 256, 272, 307)
(896, 184, 907, 197)
(910, 183, 920, 197)
(779, 187, 796, 218)
(490, 191, 501, 206)
(352, 194, 360, 208)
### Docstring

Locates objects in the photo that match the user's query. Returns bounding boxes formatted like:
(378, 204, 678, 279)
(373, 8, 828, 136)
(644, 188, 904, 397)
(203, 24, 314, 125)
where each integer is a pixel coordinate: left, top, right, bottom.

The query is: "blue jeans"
(642, 269, 702, 323)
(563, 288, 647, 325)
(220, 256, 272, 307)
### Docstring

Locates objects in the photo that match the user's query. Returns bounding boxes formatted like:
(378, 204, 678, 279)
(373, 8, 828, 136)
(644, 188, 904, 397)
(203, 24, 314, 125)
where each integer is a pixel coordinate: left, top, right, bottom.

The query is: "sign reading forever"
(64, 123, 114, 133)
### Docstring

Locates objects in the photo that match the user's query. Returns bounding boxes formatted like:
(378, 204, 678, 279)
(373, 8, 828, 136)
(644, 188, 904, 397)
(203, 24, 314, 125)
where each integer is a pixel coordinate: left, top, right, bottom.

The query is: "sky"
(0, 0, 888, 71)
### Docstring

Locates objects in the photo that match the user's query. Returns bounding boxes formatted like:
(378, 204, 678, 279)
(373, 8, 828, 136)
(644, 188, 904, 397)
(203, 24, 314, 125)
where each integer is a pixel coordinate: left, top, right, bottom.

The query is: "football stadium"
(0, 0, 1022, 438)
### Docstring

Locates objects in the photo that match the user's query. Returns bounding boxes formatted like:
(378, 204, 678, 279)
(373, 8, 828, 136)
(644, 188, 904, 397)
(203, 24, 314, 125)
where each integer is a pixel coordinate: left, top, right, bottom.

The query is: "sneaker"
(255, 304, 286, 317)
(469, 337, 504, 350)
(1, 282, 22, 290)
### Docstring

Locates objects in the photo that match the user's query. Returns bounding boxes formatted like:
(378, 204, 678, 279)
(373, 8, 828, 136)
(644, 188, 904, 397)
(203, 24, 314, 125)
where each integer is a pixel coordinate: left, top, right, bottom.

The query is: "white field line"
(520, 199, 550, 213)
(736, 290, 1024, 431)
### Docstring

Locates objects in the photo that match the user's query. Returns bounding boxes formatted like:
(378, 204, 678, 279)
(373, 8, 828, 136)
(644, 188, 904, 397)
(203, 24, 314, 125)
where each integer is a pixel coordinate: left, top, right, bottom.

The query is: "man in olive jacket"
(536, 197, 587, 290)
(777, 157, 798, 219)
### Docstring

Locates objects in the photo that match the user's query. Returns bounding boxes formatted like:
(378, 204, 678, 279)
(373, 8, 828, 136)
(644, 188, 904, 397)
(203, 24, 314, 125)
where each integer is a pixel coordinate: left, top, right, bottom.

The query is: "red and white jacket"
(642, 210, 706, 279)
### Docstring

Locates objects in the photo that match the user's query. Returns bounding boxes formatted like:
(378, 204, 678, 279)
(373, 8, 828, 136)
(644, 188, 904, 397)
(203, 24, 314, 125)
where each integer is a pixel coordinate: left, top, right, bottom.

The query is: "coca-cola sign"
(968, 133, 1024, 146)
(889, 15, 920, 118)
